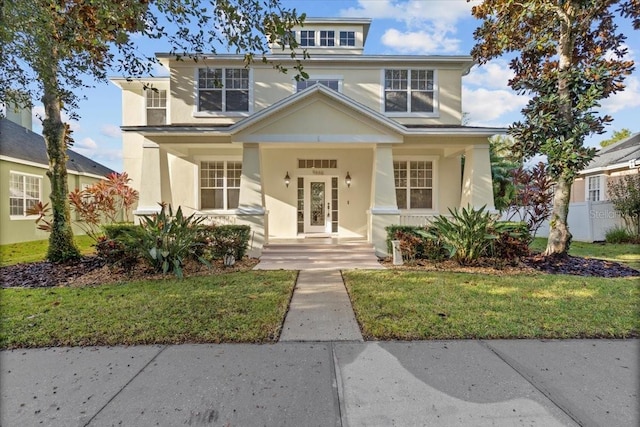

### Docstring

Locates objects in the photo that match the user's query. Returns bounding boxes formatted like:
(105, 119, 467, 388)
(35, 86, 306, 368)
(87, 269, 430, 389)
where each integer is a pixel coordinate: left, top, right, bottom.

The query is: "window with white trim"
(384, 69, 435, 113)
(197, 68, 249, 112)
(339, 31, 355, 46)
(300, 30, 315, 46)
(587, 175, 603, 201)
(146, 89, 166, 125)
(200, 161, 242, 210)
(9, 172, 41, 217)
(320, 30, 335, 46)
(296, 79, 340, 92)
(394, 160, 433, 209)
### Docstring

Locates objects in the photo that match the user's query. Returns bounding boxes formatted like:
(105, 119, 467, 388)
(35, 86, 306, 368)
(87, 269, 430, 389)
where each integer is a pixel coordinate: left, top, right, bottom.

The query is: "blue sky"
(31, 0, 640, 172)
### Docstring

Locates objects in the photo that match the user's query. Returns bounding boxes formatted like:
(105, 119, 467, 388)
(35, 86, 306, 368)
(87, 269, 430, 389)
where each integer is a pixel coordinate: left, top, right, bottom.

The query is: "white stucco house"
(111, 18, 501, 256)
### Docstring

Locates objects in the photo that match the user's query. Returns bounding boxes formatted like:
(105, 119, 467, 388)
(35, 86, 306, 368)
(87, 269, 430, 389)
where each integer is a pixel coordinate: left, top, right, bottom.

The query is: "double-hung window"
(320, 31, 335, 46)
(9, 172, 41, 217)
(339, 31, 355, 46)
(587, 175, 603, 201)
(197, 68, 249, 113)
(384, 69, 435, 114)
(200, 161, 242, 210)
(394, 160, 433, 209)
(146, 89, 166, 125)
(300, 30, 315, 46)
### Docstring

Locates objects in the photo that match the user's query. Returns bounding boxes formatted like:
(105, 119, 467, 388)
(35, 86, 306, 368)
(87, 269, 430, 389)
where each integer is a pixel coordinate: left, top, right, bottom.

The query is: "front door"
(304, 176, 333, 234)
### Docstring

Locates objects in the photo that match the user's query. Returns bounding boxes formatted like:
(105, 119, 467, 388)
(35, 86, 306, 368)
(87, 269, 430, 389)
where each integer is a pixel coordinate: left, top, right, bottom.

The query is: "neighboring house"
(0, 115, 115, 245)
(537, 132, 640, 241)
(111, 17, 501, 256)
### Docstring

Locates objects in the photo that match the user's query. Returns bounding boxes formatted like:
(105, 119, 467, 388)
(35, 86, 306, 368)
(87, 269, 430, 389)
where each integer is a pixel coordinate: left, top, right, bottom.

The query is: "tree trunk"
(545, 4, 576, 255)
(545, 175, 573, 255)
(41, 76, 80, 262)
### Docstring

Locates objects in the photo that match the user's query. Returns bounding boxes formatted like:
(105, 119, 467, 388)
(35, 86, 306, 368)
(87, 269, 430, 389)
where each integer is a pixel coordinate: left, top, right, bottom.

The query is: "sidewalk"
(1, 340, 638, 426)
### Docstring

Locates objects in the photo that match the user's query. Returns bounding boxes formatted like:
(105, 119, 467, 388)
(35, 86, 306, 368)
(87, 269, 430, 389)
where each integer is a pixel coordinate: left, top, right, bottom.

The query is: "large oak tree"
(471, 0, 639, 255)
(0, 0, 304, 262)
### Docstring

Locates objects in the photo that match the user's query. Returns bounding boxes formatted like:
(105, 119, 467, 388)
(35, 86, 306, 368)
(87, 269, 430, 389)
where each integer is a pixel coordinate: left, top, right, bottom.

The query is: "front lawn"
(343, 270, 639, 340)
(530, 237, 640, 270)
(0, 271, 297, 349)
(0, 235, 95, 267)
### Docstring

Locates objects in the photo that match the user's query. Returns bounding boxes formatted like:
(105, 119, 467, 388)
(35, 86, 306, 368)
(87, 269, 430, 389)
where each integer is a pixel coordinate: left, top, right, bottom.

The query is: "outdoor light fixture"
(345, 171, 352, 188)
(284, 171, 291, 187)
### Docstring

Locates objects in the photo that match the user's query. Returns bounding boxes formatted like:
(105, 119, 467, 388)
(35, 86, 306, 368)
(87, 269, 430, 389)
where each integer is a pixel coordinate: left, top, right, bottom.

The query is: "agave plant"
(422, 205, 500, 265)
(137, 204, 210, 278)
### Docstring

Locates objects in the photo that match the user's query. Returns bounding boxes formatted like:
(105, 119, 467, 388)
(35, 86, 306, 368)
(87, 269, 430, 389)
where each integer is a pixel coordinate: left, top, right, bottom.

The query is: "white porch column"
(369, 144, 399, 257)
(135, 140, 163, 215)
(238, 143, 266, 257)
(460, 145, 495, 211)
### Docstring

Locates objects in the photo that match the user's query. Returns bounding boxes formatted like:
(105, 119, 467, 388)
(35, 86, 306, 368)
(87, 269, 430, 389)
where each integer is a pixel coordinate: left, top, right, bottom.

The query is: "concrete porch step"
(255, 242, 384, 270)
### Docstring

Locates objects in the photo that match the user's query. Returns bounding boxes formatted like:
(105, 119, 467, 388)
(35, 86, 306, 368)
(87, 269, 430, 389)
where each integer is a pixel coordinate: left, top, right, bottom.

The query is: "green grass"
(0, 235, 95, 267)
(530, 237, 640, 270)
(344, 270, 639, 340)
(0, 271, 297, 349)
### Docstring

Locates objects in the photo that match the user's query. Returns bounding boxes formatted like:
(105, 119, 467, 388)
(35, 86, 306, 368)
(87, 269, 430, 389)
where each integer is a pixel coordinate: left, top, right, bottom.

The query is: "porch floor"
(253, 238, 385, 271)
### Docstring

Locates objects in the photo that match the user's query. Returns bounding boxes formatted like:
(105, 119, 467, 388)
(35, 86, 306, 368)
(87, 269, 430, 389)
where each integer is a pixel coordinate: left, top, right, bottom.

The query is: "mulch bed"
(0, 257, 259, 288)
(1, 253, 637, 289)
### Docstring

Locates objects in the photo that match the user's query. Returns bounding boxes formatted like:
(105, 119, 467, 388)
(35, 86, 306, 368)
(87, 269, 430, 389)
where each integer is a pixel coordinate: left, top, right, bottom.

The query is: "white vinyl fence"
(504, 201, 626, 242)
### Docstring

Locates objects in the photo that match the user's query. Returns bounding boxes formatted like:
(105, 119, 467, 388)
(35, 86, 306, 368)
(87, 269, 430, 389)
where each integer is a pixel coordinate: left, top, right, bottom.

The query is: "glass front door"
(304, 176, 334, 234)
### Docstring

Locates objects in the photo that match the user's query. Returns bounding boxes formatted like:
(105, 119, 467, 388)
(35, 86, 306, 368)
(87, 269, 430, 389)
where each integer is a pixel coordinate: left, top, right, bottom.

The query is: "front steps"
(253, 241, 385, 270)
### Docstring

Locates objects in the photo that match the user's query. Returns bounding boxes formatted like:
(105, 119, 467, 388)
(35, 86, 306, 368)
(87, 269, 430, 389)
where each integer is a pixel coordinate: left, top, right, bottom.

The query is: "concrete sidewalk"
(279, 270, 363, 342)
(1, 340, 637, 426)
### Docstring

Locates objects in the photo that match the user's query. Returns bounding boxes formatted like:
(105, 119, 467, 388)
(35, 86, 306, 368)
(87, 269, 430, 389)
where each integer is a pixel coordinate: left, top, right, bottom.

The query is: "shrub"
(137, 204, 209, 278)
(198, 225, 251, 260)
(386, 225, 447, 260)
(96, 224, 144, 272)
(608, 174, 640, 237)
(605, 227, 640, 244)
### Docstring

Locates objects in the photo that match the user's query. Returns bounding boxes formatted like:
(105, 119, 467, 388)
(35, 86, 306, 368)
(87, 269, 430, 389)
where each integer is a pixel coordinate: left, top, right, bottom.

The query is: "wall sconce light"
(284, 171, 291, 188)
(345, 171, 352, 188)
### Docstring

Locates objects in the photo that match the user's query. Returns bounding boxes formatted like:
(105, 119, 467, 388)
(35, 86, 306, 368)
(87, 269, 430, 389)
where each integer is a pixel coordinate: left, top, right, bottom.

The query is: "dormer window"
(320, 31, 335, 46)
(300, 31, 315, 47)
(340, 31, 355, 46)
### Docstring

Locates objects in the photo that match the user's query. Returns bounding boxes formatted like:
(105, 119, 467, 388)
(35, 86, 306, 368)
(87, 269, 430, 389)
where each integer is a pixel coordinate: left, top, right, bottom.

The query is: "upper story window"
(339, 31, 355, 46)
(394, 160, 433, 209)
(9, 172, 41, 217)
(197, 68, 249, 113)
(200, 160, 242, 210)
(320, 31, 335, 46)
(300, 30, 315, 47)
(384, 69, 435, 114)
(146, 89, 166, 125)
(296, 79, 340, 92)
(587, 175, 604, 201)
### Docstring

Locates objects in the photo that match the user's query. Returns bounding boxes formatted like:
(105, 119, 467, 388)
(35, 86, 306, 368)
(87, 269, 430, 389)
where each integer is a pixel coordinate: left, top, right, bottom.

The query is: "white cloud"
(462, 86, 529, 125)
(381, 28, 460, 54)
(340, 0, 473, 54)
(31, 105, 81, 132)
(100, 124, 122, 138)
(600, 76, 640, 113)
(464, 60, 514, 90)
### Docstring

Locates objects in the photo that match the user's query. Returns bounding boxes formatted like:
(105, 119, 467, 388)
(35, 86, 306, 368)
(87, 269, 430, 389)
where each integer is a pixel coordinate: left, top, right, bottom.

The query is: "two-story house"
(111, 18, 501, 256)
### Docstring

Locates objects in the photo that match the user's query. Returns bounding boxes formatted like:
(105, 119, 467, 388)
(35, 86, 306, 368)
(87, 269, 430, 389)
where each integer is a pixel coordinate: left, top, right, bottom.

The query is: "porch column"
(460, 145, 495, 211)
(238, 143, 266, 257)
(370, 144, 399, 257)
(135, 140, 164, 215)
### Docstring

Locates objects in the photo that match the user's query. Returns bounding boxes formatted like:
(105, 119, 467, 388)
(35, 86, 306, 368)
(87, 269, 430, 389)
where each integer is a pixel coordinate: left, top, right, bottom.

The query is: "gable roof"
(0, 118, 115, 177)
(582, 132, 640, 173)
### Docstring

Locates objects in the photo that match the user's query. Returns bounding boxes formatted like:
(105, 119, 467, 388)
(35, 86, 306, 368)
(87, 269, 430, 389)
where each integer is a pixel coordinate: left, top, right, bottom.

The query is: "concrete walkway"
(280, 270, 363, 342)
(2, 340, 637, 426)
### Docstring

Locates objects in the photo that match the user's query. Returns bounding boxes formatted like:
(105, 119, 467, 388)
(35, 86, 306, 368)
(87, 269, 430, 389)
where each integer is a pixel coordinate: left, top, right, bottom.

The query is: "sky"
(28, 0, 640, 172)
